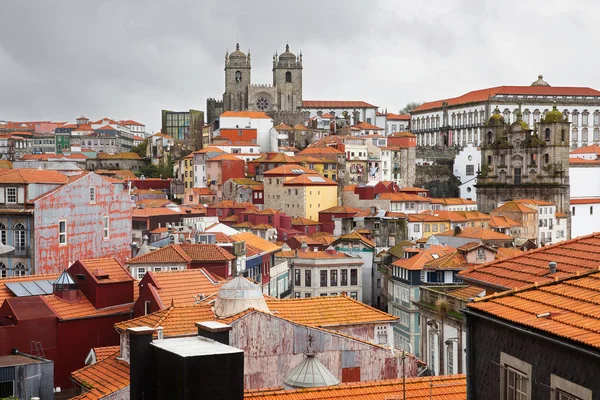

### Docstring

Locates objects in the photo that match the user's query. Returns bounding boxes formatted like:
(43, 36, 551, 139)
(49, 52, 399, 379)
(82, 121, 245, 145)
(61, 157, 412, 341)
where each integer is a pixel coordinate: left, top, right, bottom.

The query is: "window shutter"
(17, 187, 24, 204)
(0, 189, 5, 203)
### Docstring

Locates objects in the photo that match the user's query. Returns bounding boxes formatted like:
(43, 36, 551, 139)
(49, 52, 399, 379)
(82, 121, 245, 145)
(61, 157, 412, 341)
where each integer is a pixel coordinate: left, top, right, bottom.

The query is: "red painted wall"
(219, 128, 257, 143)
(68, 261, 134, 309)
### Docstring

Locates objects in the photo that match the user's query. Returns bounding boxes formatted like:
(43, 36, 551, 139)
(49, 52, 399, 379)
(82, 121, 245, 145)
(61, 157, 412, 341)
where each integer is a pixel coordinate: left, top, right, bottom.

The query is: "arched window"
(582, 128, 589, 142)
(503, 109, 511, 122)
(545, 128, 551, 142)
(561, 129, 566, 143)
(594, 128, 600, 142)
(572, 128, 578, 142)
(14, 223, 26, 250)
(594, 111, 600, 126)
(0, 223, 5, 246)
(447, 342, 454, 374)
(285, 71, 292, 83)
(582, 110, 589, 126)
(0, 263, 6, 278)
(533, 109, 541, 123)
(13, 262, 26, 277)
(235, 71, 242, 82)
(572, 111, 579, 126)
(487, 131, 493, 144)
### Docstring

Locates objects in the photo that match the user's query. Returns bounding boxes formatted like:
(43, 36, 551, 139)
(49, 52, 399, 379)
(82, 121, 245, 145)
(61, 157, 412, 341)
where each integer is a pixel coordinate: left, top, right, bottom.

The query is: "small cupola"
(284, 334, 340, 389)
(53, 270, 79, 302)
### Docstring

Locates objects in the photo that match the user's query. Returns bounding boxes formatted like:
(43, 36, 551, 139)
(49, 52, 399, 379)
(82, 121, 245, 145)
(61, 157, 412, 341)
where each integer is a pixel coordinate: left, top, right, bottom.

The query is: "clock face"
(256, 97, 269, 111)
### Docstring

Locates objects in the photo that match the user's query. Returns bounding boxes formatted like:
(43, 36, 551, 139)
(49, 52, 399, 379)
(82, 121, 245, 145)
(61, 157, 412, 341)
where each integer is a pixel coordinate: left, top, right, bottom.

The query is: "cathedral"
(206, 43, 305, 124)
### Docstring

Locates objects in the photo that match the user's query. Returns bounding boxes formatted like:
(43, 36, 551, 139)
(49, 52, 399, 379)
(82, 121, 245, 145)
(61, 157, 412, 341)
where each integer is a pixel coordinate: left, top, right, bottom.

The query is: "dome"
(278, 44, 296, 59)
(531, 74, 550, 86)
(543, 104, 564, 123)
(213, 276, 270, 318)
(229, 43, 247, 59)
(488, 107, 505, 126)
(284, 354, 340, 389)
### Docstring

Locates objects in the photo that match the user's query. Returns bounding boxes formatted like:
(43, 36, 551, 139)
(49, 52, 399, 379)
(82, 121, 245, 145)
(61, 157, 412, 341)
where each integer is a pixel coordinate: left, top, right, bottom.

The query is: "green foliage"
(131, 138, 149, 158)
(136, 158, 174, 178)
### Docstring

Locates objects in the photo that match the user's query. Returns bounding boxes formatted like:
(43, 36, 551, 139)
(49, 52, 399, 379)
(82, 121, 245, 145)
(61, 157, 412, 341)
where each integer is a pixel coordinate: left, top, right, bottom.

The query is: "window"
(414, 224, 420, 233)
(594, 128, 600, 142)
(572, 128, 578, 142)
(447, 343, 454, 374)
(350, 291, 358, 300)
(103, 216, 110, 239)
(545, 128, 551, 141)
(476, 247, 486, 261)
(89, 187, 96, 203)
(285, 71, 292, 83)
(294, 269, 301, 286)
(0, 263, 5, 278)
(320, 270, 328, 287)
(137, 267, 146, 280)
(340, 269, 348, 286)
(294, 292, 300, 298)
(544, 154, 549, 164)
(350, 269, 358, 285)
(582, 128, 588, 142)
(5, 188, 16, 204)
(13, 223, 25, 250)
(330, 270, 338, 286)
(305, 270, 311, 287)
(144, 301, 151, 315)
(572, 112, 579, 126)
(0, 375, 14, 397)
(0, 223, 5, 246)
(583, 112, 589, 126)
(514, 168, 522, 185)
(466, 165, 474, 175)
(13, 262, 26, 277)
(500, 352, 531, 400)
(59, 220, 67, 245)
(551, 375, 592, 400)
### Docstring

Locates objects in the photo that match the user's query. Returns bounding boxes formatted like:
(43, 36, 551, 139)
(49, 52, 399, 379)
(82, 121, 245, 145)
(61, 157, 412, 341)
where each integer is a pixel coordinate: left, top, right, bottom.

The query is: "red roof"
(220, 111, 271, 119)
(127, 243, 235, 264)
(414, 85, 600, 112)
(354, 121, 384, 130)
(118, 119, 145, 126)
(570, 144, 600, 155)
(96, 125, 118, 131)
(302, 100, 378, 108)
(386, 113, 411, 121)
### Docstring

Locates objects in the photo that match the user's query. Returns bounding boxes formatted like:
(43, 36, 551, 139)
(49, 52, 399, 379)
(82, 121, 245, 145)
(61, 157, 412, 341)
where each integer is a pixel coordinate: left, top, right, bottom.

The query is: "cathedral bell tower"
(223, 43, 251, 112)
(272, 44, 303, 112)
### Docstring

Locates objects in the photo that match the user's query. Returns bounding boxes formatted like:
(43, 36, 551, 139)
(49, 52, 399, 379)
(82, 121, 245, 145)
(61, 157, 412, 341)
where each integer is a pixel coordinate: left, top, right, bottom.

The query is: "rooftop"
(302, 100, 377, 109)
(143, 269, 224, 307)
(459, 232, 600, 291)
(127, 243, 235, 264)
(221, 111, 271, 119)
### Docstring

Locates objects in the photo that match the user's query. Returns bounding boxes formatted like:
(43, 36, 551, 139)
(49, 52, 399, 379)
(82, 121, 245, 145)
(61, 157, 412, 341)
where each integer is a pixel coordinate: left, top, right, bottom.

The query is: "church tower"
(273, 44, 303, 112)
(476, 105, 570, 216)
(223, 43, 251, 112)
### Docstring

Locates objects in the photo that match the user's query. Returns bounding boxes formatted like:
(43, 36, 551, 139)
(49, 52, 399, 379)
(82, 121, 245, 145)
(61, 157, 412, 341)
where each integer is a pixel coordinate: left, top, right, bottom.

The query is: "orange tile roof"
(570, 144, 600, 155)
(71, 352, 130, 399)
(244, 374, 466, 400)
(445, 286, 486, 301)
(220, 111, 271, 119)
(230, 232, 282, 254)
(91, 345, 120, 363)
(423, 210, 468, 222)
(424, 251, 470, 270)
(302, 100, 377, 108)
(513, 198, 554, 206)
(42, 292, 133, 320)
(435, 227, 513, 240)
(429, 198, 477, 205)
(298, 146, 344, 155)
(389, 130, 415, 137)
(145, 269, 224, 307)
(127, 244, 235, 264)
(277, 249, 356, 260)
(569, 158, 600, 165)
(570, 197, 600, 204)
(468, 270, 600, 349)
(453, 211, 492, 221)
(392, 245, 455, 271)
(274, 123, 293, 131)
(78, 257, 134, 284)
(119, 119, 145, 126)
(386, 113, 411, 121)
(319, 205, 361, 214)
(336, 231, 375, 248)
(265, 295, 397, 327)
(291, 217, 320, 226)
(354, 121, 384, 130)
(343, 184, 358, 191)
(414, 85, 600, 112)
(96, 152, 142, 160)
(207, 153, 244, 162)
(487, 215, 521, 229)
(495, 247, 523, 260)
(263, 164, 317, 176)
(194, 147, 225, 154)
(0, 169, 68, 184)
(283, 174, 337, 186)
(132, 207, 180, 217)
(459, 233, 600, 291)
(378, 192, 432, 202)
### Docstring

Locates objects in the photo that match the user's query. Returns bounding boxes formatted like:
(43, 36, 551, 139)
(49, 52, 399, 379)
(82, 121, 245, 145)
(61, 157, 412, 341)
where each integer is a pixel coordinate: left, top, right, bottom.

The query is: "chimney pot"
(549, 261, 557, 274)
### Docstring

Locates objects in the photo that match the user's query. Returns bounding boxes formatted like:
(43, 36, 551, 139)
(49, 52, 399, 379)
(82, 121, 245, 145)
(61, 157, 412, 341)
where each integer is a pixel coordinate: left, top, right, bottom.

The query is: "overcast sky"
(1, 0, 597, 133)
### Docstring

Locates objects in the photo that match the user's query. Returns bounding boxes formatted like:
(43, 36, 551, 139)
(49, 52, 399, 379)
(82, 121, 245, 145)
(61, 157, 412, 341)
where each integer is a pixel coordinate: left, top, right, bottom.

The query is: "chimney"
(196, 322, 232, 345)
(549, 261, 557, 274)
(454, 226, 462, 236)
(370, 206, 377, 215)
(128, 326, 156, 400)
(130, 242, 139, 258)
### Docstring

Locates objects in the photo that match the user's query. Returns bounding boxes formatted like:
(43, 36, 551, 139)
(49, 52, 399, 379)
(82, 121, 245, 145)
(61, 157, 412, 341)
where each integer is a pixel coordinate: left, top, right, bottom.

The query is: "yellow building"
(180, 154, 194, 191)
(408, 213, 451, 239)
(294, 155, 340, 181)
(263, 165, 338, 221)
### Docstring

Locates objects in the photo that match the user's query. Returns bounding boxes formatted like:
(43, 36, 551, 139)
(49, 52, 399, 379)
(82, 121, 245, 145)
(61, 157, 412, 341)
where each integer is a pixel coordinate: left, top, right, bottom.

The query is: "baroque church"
(476, 105, 571, 222)
(206, 43, 307, 125)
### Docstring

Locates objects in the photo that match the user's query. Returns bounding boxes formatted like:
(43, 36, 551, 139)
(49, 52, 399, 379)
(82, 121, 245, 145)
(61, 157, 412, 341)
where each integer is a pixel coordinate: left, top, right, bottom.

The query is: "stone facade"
(476, 107, 571, 217)
(207, 43, 304, 121)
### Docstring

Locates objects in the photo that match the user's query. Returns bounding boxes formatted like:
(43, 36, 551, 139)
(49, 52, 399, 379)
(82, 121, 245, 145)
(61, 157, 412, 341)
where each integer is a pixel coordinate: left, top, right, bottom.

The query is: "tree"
(131, 138, 148, 158)
(399, 102, 423, 115)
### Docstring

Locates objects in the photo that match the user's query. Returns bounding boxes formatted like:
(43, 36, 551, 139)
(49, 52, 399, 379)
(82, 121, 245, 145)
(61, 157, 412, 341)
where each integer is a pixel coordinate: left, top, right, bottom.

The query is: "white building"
(302, 101, 378, 127)
(411, 75, 600, 148)
(569, 155, 600, 237)
(219, 111, 274, 152)
(453, 143, 480, 200)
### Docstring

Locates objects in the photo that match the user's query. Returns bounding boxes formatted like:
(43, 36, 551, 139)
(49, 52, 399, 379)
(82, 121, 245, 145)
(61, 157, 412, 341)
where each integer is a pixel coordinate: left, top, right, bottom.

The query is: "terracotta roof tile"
(319, 205, 361, 214)
(220, 111, 271, 119)
(127, 244, 234, 264)
(71, 352, 130, 399)
(91, 345, 120, 363)
(335, 231, 375, 248)
(354, 121, 384, 130)
(0, 273, 61, 305)
(297, 146, 344, 155)
(283, 174, 337, 186)
(145, 269, 224, 307)
(459, 233, 600, 291)
(435, 227, 513, 240)
(570, 144, 600, 155)
(302, 100, 378, 108)
(429, 198, 477, 205)
(0, 169, 68, 184)
(263, 164, 316, 176)
(468, 270, 600, 350)
(42, 292, 133, 320)
(392, 245, 455, 271)
(445, 286, 486, 301)
(230, 232, 282, 254)
(77, 257, 134, 284)
(244, 374, 466, 399)
(291, 217, 321, 226)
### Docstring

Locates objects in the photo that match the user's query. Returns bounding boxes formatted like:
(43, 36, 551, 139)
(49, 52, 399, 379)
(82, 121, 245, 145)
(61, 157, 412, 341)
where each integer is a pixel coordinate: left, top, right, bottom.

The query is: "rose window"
(256, 98, 269, 111)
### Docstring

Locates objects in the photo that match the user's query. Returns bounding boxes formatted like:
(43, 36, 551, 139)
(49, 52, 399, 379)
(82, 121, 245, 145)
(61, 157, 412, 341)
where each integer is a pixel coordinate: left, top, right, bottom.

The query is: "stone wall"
(415, 165, 460, 198)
